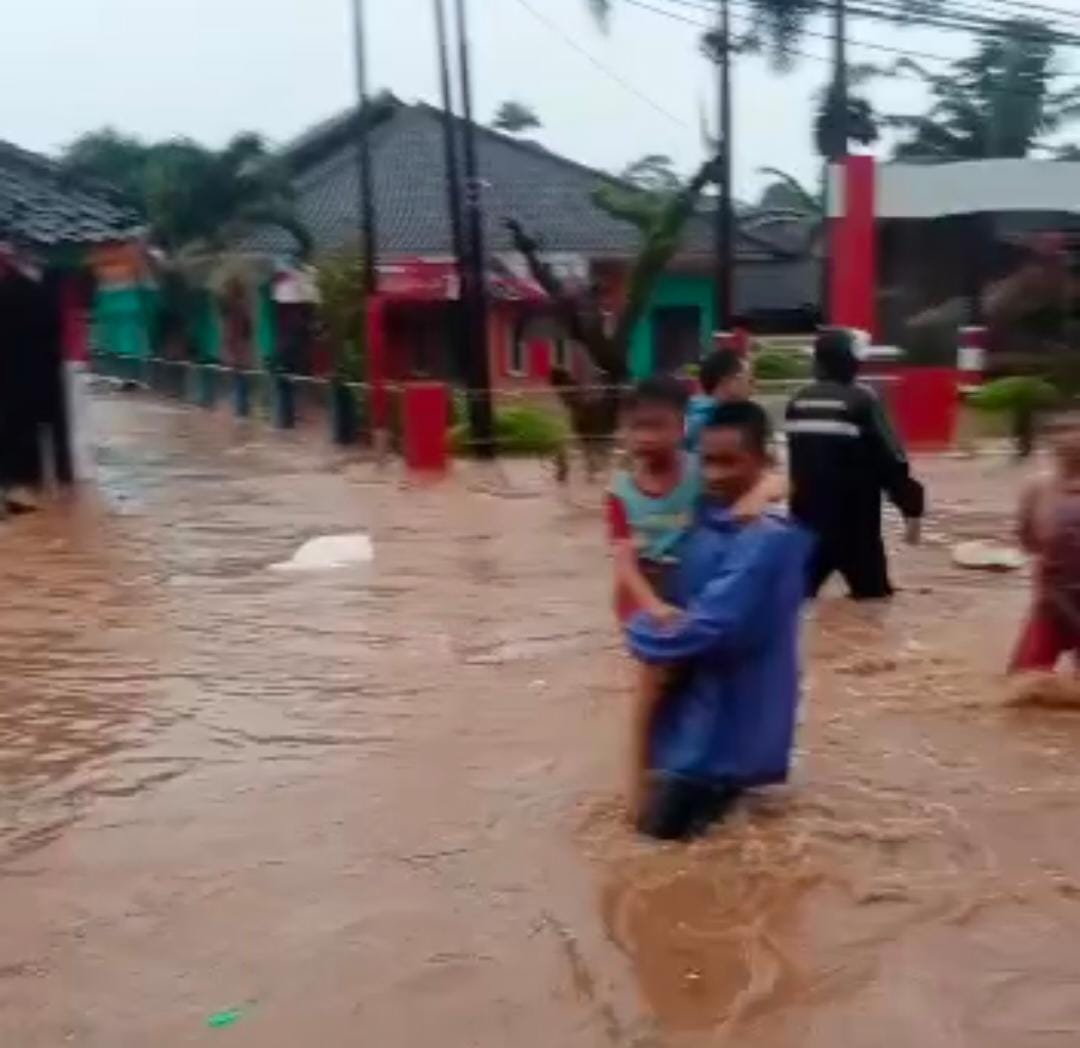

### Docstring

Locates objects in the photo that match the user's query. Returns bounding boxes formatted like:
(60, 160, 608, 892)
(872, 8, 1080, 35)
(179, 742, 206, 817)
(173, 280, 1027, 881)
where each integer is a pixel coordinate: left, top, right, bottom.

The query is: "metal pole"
(452, 0, 496, 459)
(832, 0, 848, 161)
(825, 0, 848, 325)
(716, 0, 734, 333)
(350, 0, 379, 293)
(433, 0, 469, 387)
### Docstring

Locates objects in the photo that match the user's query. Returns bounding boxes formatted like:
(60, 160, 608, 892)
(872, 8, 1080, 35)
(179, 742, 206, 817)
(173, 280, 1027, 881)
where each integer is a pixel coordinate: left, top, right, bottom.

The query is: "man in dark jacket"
(785, 330, 925, 600)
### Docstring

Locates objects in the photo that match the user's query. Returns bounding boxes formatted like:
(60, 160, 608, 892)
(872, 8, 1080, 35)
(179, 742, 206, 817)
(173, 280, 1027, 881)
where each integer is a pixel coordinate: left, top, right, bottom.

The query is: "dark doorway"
(653, 306, 702, 373)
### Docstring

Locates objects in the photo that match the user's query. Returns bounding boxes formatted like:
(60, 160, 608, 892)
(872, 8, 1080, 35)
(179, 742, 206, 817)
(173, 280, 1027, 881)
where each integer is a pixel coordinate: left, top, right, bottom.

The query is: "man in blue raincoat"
(626, 400, 812, 840)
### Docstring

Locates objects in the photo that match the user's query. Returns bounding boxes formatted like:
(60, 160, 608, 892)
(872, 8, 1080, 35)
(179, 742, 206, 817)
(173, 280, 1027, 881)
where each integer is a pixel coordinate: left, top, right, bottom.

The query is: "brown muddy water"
(2, 393, 1079, 1047)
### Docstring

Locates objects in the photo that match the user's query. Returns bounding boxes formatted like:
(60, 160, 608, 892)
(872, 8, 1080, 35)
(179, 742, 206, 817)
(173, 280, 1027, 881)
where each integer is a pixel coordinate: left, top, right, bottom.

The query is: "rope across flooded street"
(1, 393, 1079, 1047)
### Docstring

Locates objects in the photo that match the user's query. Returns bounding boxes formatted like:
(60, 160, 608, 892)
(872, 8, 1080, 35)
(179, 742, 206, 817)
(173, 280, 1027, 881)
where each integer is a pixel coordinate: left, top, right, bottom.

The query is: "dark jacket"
(785, 379, 924, 532)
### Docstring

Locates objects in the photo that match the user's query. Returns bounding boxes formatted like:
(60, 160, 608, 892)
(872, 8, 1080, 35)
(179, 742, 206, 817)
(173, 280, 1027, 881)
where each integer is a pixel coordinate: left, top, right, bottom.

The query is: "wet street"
(3, 391, 1080, 1047)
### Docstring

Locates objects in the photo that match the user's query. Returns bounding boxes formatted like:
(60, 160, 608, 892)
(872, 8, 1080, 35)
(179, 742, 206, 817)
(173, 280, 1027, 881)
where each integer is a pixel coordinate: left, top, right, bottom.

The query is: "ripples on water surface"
(2, 396, 1080, 1046)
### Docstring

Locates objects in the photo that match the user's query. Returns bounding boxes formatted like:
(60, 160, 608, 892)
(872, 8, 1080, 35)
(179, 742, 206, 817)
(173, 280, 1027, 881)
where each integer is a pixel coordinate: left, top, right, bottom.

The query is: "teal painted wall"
(91, 286, 155, 358)
(255, 286, 277, 367)
(629, 273, 716, 379)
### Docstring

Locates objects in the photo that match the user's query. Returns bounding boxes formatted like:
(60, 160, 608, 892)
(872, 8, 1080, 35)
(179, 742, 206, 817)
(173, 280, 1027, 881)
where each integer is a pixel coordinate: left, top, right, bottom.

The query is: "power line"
(654, 0, 961, 64)
(625, 0, 1080, 101)
(509, 0, 691, 127)
(641, 0, 1080, 74)
(943, 0, 1080, 29)
(626, 0, 950, 68)
(850, 0, 1080, 46)
(656, 0, 1080, 56)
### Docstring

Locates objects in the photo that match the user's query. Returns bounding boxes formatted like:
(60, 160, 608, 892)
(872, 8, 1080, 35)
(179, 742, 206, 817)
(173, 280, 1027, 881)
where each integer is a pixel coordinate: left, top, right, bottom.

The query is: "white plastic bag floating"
(270, 533, 374, 572)
(951, 541, 1026, 572)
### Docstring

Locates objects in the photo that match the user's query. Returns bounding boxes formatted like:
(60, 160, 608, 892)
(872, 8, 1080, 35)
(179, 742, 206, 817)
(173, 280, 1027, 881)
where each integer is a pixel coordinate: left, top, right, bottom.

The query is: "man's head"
(624, 375, 689, 467)
(700, 348, 752, 402)
(814, 329, 859, 385)
(699, 400, 771, 505)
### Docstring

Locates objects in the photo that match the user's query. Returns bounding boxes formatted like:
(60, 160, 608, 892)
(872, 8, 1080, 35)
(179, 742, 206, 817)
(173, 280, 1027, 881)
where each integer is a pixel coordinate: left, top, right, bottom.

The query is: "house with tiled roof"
(0, 140, 150, 361)
(248, 97, 817, 382)
(0, 140, 138, 249)
(0, 141, 144, 489)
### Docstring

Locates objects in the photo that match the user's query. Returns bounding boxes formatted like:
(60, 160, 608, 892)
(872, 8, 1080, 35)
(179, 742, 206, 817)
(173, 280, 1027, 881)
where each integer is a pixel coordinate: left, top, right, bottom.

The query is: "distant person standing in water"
(785, 330, 925, 600)
(684, 348, 753, 453)
(1011, 411, 1080, 673)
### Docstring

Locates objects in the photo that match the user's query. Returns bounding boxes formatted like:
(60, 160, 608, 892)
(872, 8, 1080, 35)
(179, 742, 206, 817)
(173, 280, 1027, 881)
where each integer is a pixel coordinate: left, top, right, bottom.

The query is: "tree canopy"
(885, 19, 1080, 160)
(59, 129, 308, 255)
(491, 100, 542, 134)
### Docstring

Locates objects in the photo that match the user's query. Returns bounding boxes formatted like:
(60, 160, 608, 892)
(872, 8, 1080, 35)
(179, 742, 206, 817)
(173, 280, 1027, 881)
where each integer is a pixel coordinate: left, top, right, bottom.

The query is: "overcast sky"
(5, 0, 1078, 199)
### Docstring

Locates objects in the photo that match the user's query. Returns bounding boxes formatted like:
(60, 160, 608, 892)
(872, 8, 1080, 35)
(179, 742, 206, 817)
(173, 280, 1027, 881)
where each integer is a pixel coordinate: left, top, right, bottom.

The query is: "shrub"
(966, 376, 1059, 414)
(752, 349, 812, 382)
(450, 403, 568, 456)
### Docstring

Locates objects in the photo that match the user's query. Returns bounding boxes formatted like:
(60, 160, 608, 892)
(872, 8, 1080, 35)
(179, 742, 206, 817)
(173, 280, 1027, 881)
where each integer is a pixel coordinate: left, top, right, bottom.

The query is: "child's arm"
(730, 470, 788, 522)
(613, 543, 680, 622)
(607, 494, 680, 622)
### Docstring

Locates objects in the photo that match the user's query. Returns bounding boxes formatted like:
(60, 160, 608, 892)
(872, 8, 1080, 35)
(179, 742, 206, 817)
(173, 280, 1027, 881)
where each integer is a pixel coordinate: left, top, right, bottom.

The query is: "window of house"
(653, 306, 703, 374)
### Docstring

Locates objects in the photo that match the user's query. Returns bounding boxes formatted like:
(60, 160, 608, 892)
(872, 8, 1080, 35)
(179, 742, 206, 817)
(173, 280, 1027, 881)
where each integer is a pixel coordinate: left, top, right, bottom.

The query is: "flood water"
(3, 392, 1080, 1046)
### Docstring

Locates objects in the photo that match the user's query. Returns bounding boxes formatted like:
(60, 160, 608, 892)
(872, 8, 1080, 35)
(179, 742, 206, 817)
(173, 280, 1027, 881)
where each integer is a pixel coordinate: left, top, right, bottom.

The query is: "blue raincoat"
(626, 503, 812, 787)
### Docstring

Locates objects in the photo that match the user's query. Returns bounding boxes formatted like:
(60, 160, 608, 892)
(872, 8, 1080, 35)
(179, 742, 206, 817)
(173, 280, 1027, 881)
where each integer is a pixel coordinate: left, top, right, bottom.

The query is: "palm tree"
(61, 131, 310, 256)
(884, 20, 1080, 160)
(491, 100, 542, 134)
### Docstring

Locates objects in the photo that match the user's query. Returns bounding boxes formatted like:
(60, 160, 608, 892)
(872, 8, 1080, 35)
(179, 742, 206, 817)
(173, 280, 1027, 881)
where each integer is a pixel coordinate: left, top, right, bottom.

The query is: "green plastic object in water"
(207, 1008, 243, 1029)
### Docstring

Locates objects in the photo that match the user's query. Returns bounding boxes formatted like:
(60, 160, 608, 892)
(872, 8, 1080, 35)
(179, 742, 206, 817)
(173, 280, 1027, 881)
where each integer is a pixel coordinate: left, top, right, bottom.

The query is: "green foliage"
(451, 404, 568, 456)
(752, 349, 812, 381)
(966, 376, 1059, 413)
(60, 130, 305, 254)
(885, 21, 1080, 160)
(492, 101, 542, 134)
(314, 250, 367, 382)
(815, 76, 881, 159)
(620, 154, 684, 195)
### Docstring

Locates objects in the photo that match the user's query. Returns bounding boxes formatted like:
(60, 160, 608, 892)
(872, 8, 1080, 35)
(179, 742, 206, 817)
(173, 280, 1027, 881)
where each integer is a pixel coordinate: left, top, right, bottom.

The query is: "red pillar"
(713, 328, 751, 356)
(403, 382, 449, 472)
(829, 155, 877, 337)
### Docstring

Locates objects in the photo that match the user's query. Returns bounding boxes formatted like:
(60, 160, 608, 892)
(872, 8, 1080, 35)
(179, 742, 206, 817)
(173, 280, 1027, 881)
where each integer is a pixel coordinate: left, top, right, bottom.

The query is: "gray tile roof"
(0, 141, 139, 248)
(247, 102, 806, 264)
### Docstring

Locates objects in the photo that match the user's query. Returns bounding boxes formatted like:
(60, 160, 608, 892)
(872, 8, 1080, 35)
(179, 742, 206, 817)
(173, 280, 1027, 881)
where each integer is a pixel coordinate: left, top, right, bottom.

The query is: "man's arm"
(626, 528, 785, 663)
(861, 391, 925, 519)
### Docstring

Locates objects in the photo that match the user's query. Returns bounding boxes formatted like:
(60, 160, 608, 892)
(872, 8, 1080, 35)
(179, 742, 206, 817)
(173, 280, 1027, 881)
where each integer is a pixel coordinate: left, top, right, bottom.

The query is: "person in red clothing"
(1011, 412, 1080, 673)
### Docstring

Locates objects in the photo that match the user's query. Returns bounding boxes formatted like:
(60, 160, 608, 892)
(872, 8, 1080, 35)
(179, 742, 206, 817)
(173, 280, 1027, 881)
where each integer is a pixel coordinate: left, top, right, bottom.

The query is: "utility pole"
(715, 0, 735, 333)
(452, 0, 495, 458)
(824, 0, 849, 327)
(832, 0, 848, 161)
(350, 0, 378, 294)
(432, 0, 469, 387)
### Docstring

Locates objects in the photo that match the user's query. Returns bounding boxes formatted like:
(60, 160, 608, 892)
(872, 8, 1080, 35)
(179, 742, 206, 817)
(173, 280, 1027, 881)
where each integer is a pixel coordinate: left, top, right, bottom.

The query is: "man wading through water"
(785, 330, 925, 600)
